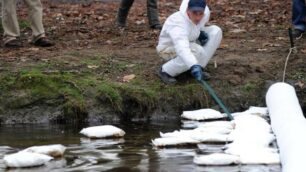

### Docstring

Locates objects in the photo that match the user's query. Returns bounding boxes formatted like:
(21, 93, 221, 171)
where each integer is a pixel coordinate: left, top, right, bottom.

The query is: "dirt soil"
(0, 0, 305, 124)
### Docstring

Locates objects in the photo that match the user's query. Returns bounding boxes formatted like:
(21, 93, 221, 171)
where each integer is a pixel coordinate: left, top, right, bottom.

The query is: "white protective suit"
(157, 0, 222, 77)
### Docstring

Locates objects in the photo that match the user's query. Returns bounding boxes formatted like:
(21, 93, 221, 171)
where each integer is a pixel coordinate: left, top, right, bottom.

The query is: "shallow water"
(0, 122, 281, 172)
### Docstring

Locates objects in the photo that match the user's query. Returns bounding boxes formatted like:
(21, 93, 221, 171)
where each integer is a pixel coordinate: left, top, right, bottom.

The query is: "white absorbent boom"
(266, 82, 306, 172)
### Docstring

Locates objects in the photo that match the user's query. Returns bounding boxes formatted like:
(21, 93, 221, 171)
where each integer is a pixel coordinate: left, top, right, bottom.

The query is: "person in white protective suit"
(156, 0, 222, 84)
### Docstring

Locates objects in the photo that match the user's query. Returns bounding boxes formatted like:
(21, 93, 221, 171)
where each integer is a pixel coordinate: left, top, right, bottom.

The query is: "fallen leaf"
(106, 40, 112, 45)
(41, 58, 49, 62)
(220, 43, 229, 49)
(276, 37, 286, 41)
(28, 47, 39, 51)
(249, 10, 263, 15)
(165, 2, 174, 6)
(87, 65, 99, 69)
(295, 81, 304, 88)
(232, 15, 246, 19)
(126, 64, 136, 68)
(20, 57, 27, 62)
(229, 29, 246, 33)
(257, 48, 268, 52)
(123, 74, 136, 82)
(135, 19, 145, 25)
(263, 43, 282, 47)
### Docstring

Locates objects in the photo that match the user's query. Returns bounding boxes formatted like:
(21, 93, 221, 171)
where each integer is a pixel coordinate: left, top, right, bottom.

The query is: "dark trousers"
(292, 0, 306, 31)
(117, 0, 160, 26)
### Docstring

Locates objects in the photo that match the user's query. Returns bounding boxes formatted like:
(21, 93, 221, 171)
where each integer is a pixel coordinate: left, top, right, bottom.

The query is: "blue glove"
(190, 65, 203, 81)
(198, 31, 209, 46)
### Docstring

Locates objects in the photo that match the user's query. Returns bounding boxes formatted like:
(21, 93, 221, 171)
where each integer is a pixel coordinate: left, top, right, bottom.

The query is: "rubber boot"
(116, 0, 134, 28)
(292, 28, 304, 39)
(157, 67, 177, 84)
(147, 0, 161, 28)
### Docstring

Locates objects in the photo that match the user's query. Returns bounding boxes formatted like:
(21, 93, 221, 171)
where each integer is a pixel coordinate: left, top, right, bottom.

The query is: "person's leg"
(197, 25, 222, 67)
(116, 0, 134, 27)
(2, 0, 21, 46)
(147, 0, 161, 29)
(158, 46, 176, 61)
(24, 0, 45, 42)
(157, 47, 176, 83)
(162, 56, 191, 77)
(292, 0, 306, 38)
(24, 0, 54, 47)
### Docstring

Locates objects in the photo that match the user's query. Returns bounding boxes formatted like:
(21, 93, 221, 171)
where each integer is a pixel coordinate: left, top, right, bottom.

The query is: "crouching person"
(1, 0, 54, 48)
(156, 0, 222, 84)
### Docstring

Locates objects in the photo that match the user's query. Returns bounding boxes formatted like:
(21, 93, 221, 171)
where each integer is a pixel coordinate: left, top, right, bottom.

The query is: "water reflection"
(79, 138, 125, 149)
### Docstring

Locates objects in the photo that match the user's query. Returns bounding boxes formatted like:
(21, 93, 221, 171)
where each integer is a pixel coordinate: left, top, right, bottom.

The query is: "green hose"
(198, 79, 234, 121)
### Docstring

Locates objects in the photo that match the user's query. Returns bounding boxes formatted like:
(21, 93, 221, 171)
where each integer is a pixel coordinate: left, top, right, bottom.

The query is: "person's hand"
(190, 65, 203, 81)
(198, 31, 209, 46)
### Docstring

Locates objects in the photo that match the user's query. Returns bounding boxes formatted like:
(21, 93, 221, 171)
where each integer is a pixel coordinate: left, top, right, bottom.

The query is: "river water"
(0, 121, 281, 172)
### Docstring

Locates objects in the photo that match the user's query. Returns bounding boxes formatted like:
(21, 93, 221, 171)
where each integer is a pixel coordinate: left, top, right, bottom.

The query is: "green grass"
(97, 82, 123, 111)
(242, 82, 257, 93)
(19, 20, 31, 30)
(291, 71, 306, 81)
(0, 70, 86, 118)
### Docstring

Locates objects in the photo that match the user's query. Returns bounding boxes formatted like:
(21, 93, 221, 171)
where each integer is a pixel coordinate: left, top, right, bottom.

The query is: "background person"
(1, 0, 54, 48)
(116, 0, 162, 30)
(292, 0, 306, 39)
